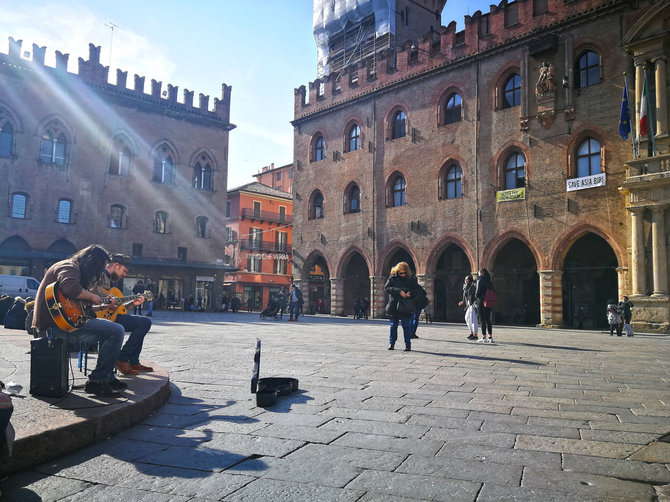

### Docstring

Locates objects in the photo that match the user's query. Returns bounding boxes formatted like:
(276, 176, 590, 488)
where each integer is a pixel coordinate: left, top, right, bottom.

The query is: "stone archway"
(562, 233, 618, 329)
(383, 248, 416, 277)
(302, 253, 331, 314)
(492, 239, 540, 325)
(341, 251, 370, 316)
(0, 235, 32, 275)
(433, 244, 472, 322)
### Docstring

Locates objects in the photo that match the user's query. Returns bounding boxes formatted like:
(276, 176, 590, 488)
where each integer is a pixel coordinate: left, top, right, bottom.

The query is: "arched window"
(153, 146, 176, 184)
(155, 211, 168, 234)
(391, 175, 406, 207)
(108, 136, 132, 176)
(110, 204, 125, 229)
(0, 121, 13, 157)
(445, 165, 462, 199)
(312, 135, 325, 162)
(57, 199, 72, 224)
(309, 191, 324, 219)
(576, 138, 601, 177)
(40, 120, 67, 166)
(196, 216, 208, 238)
(576, 50, 600, 88)
(11, 193, 27, 219)
(391, 110, 406, 139)
(193, 155, 213, 191)
(345, 184, 361, 214)
(505, 152, 526, 189)
(347, 124, 361, 152)
(444, 93, 462, 125)
(502, 74, 521, 109)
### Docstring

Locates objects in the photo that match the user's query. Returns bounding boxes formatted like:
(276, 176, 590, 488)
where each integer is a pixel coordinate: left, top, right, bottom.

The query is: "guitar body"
(96, 287, 128, 322)
(45, 282, 91, 332)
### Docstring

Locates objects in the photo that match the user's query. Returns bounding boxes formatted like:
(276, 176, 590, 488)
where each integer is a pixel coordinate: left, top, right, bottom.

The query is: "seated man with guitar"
(32, 245, 127, 397)
(97, 254, 153, 376)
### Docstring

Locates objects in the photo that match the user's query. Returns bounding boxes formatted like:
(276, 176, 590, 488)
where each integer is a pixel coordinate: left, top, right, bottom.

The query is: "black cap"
(110, 253, 132, 267)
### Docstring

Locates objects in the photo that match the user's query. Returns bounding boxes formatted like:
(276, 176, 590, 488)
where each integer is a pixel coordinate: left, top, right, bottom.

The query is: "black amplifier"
(30, 337, 68, 397)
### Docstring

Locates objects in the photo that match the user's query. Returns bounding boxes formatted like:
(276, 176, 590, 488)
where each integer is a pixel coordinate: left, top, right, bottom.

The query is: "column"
(629, 207, 647, 295)
(374, 275, 387, 319)
(538, 270, 563, 327)
(635, 62, 644, 138)
(616, 267, 627, 300)
(653, 56, 668, 137)
(329, 278, 342, 315)
(368, 275, 378, 318)
(651, 206, 668, 296)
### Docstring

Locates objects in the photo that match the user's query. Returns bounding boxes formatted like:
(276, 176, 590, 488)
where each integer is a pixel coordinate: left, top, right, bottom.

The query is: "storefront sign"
(566, 173, 606, 192)
(242, 252, 290, 261)
(196, 276, 214, 282)
(496, 187, 526, 202)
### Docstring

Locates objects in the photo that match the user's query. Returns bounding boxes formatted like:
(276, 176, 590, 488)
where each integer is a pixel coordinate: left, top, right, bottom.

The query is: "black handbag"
(396, 297, 416, 315)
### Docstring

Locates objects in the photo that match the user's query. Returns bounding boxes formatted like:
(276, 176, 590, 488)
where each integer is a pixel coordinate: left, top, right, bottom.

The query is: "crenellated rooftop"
(1, 37, 233, 124)
(294, 0, 620, 120)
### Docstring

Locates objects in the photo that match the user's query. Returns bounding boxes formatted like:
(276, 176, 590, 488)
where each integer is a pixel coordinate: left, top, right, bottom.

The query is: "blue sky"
(1, 0, 492, 188)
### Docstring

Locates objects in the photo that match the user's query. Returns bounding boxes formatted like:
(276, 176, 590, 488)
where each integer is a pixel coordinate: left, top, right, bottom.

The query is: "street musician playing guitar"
(97, 254, 153, 376)
(32, 245, 127, 397)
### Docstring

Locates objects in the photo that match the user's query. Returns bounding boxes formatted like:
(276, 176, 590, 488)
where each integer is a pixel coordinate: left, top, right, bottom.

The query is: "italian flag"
(639, 83, 649, 137)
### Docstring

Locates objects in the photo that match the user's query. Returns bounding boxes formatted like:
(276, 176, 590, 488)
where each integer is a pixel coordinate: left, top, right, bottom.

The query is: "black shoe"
(388, 344, 395, 350)
(85, 381, 120, 397)
(108, 378, 128, 391)
(404, 346, 411, 352)
(411, 335, 419, 339)
(146, 313, 152, 317)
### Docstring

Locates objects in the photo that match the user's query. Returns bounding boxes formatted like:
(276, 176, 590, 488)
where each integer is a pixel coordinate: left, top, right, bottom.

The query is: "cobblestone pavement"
(2, 311, 670, 501)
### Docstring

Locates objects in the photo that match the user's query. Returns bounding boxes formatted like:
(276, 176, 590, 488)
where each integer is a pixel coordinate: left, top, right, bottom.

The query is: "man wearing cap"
(97, 254, 153, 375)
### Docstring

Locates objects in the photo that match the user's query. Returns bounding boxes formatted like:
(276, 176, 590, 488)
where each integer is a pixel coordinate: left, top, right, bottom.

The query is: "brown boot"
(116, 360, 139, 375)
(130, 363, 154, 372)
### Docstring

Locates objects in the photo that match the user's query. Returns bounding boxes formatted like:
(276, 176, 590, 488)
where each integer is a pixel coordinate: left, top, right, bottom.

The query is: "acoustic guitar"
(45, 282, 153, 332)
(95, 287, 153, 322)
(45, 281, 96, 332)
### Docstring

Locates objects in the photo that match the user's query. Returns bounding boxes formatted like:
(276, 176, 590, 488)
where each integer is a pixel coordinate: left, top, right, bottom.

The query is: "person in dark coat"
(385, 262, 421, 351)
(475, 268, 495, 343)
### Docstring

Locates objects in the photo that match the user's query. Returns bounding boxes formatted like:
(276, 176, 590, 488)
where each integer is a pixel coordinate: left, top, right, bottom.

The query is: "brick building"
(223, 182, 293, 311)
(291, 0, 670, 331)
(0, 39, 235, 310)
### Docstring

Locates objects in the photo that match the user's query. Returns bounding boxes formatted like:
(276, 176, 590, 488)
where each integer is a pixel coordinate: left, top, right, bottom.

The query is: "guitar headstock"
(143, 290, 154, 301)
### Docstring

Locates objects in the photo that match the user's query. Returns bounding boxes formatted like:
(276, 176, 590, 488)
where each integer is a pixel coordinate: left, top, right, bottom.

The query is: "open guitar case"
(250, 339, 299, 407)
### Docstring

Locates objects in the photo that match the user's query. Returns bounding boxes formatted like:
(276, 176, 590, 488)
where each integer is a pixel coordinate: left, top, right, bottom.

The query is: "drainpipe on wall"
(475, 57, 481, 272)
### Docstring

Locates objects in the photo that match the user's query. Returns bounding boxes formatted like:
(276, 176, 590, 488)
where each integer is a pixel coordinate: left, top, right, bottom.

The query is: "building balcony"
(240, 208, 292, 224)
(239, 241, 292, 255)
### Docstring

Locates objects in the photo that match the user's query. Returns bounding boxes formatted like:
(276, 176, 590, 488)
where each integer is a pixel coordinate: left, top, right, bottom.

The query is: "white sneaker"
(477, 338, 485, 343)
(484, 338, 491, 343)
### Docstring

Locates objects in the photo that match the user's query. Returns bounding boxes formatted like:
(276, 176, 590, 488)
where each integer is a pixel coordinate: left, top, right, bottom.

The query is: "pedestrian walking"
(411, 282, 428, 339)
(607, 299, 623, 336)
(475, 268, 495, 343)
(423, 300, 433, 324)
(618, 295, 634, 337)
(385, 262, 421, 351)
(459, 274, 478, 340)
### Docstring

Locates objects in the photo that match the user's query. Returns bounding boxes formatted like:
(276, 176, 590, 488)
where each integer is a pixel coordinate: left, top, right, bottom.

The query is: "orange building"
(223, 182, 293, 311)
(253, 163, 294, 194)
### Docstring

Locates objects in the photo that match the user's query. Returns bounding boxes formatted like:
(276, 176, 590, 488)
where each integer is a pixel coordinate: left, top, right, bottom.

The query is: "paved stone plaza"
(1, 311, 670, 501)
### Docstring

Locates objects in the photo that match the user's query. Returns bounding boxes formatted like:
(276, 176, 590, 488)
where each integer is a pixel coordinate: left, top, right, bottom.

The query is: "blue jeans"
(389, 316, 413, 347)
(54, 318, 124, 383)
(115, 314, 152, 364)
(411, 309, 422, 335)
(289, 302, 300, 320)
